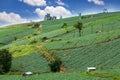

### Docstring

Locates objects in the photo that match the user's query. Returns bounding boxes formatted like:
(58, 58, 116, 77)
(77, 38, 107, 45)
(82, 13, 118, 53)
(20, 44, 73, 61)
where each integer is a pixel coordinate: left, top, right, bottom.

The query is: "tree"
(52, 16, 57, 20)
(44, 13, 51, 21)
(74, 22, 83, 37)
(60, 16, 62, 19)
(0, 49, 12, 74)
(44, 13, 57, 21)
(79, 13, 82, 20)
(61, 23, 68, 33)
(49, 57, 62, 72)
(33, 23, 40, 28)
(103, 8, 108, 13)
(14, 36, 17, 41)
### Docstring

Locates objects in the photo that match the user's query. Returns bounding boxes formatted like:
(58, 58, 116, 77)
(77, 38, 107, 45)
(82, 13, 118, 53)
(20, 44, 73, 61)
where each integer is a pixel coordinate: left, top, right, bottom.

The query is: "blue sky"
(0, 0, 120, 26)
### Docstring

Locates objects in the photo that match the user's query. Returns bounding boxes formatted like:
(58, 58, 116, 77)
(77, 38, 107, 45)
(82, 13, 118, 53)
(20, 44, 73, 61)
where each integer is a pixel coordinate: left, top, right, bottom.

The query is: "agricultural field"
(0, 12, 120, 80)
(11, 52, 50, 73)
(0, 24, 36, 47)
(55, 38, 120, 72)
(42, 29, 120, 50)
(0, 72, 114, 80)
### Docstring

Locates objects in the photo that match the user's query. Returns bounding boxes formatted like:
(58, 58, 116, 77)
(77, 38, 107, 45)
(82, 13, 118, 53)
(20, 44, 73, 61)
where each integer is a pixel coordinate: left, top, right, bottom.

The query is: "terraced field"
(1, 12, 120, 50)
(0, 24, 36, 47)
(43, 29, 120, 50)
(55, 38, 120, 72)
(0, 12, 120, 80)
(11, 52, 50, 73)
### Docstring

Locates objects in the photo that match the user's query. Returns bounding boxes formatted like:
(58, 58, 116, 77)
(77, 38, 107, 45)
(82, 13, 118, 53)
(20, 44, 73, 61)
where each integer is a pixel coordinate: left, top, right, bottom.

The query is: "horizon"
(0, 11, 119, 28)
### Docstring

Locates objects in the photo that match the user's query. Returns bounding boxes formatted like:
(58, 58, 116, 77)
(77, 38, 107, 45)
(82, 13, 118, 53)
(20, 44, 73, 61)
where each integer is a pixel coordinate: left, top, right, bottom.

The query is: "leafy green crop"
(0, 73, 113, 80)
(11, 52, 50, 73)
(55, 38, 120, 72)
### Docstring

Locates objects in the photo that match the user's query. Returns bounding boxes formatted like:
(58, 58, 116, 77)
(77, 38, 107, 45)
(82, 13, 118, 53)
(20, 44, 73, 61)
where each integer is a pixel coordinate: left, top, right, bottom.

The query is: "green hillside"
(0, 12, 120, 80)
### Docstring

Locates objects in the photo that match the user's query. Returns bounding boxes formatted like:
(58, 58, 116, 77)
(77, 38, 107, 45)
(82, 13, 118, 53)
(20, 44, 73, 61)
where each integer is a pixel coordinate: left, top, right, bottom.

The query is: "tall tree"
(74, 22, 83, 36)
(0, 49, 12, 74)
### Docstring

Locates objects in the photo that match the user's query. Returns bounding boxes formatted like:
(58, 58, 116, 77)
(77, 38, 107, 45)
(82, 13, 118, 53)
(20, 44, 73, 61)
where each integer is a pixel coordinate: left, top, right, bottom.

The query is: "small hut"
(87, 67, 96, 72)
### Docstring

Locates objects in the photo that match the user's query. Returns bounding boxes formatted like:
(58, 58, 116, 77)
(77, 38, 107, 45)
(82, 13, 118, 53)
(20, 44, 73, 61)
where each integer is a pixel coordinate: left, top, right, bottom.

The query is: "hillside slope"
(0, 12, 120, 80)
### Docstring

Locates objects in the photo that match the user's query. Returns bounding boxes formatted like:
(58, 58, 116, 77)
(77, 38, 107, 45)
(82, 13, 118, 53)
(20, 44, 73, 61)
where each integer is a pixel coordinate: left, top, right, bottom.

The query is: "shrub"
(14, 36, 17, 41)
(0, 49, 12, 74)
(42, 37, 48, 42)
(28, 37, 37, 44)
(61, 23, 68, 33)
(33, 23, 40, 28)
(48, 53, 62, 72)
(49, 58, 62, 72)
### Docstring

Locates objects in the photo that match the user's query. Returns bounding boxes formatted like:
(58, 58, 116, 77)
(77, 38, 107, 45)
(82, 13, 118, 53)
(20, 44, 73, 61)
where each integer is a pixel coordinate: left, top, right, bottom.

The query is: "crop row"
(55, 38, 120, 72)
(43, 29, 120, 50)
(12, 52, 50, 73)
(0, 73, 113, 80)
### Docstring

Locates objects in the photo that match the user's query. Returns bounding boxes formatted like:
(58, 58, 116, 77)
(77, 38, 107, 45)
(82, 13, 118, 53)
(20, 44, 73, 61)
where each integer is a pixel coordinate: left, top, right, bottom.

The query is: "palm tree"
(74, 22, 83, 37)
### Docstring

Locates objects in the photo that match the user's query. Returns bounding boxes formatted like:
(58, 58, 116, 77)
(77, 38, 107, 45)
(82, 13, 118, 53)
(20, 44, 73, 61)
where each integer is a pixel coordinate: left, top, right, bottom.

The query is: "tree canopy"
(0, 49, 12, 74)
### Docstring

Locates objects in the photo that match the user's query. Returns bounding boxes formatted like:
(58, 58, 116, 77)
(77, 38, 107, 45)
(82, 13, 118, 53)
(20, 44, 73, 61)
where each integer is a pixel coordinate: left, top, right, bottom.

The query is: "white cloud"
(0, 11, 26, 25)
(88, 0, 104, 5)
(35, 6, 72, 19)
(56, 0, 65, 6)
(35, 8, 46, 19)
(19, 0, 46, 6)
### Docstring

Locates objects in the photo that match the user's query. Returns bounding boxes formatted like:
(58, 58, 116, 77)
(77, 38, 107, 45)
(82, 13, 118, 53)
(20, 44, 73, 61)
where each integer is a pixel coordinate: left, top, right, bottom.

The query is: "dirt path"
(37, 45, 54, 62)
(37, 44, 67, 72)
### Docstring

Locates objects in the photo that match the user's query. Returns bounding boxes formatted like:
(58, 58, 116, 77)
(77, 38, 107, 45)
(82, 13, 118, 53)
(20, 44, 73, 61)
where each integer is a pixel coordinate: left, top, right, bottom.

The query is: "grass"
(86, 69, 120, 80)
(0, 72, 113, 80)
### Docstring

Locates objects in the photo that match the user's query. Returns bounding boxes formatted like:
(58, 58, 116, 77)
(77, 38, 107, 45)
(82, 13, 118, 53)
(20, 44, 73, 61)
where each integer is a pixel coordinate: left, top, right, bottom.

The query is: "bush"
(14, 36, 17, 41)
(28, 37, 37, 44)
(49, 57, 62, 72)
(33, 23, 40, 28)
(42, 37, 48, 42)
(0, 49, 12, 74)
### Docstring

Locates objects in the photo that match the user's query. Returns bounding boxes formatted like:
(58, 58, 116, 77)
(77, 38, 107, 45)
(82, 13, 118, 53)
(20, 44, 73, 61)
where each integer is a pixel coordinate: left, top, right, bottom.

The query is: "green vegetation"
(55, 38, 120, 72)
(32, 22, 40, 28)
(0, 49, 12, 74)
(74, 22, 83, 36)
(0, 73, 113, 80)
(0, 24, 36, 47)
(42, 29, 120, 50)
(9, 45, 38, 58)
(11, 52, 50, 73)
(61, 23, 68, 33)
(0, 12, 120, 79)
(49, 56, 62, 72)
